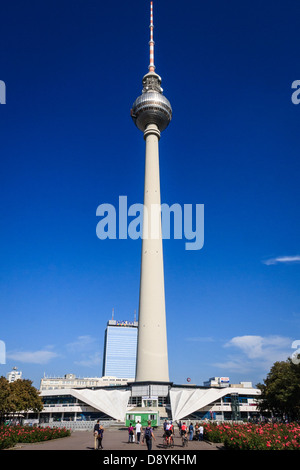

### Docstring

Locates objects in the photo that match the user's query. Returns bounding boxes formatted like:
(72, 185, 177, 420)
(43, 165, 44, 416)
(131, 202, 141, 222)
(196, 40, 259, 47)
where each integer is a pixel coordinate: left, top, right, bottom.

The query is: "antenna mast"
(149, 1, 155, 72)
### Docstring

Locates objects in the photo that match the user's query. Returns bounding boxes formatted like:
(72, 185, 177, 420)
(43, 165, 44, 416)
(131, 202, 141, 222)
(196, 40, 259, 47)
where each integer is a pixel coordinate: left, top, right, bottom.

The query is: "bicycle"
(181, 433, 188, 447)
(163, 432, 174, 448)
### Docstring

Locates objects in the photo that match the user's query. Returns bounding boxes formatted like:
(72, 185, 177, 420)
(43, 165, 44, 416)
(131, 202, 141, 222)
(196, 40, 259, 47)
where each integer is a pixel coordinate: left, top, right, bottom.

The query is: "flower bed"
(203, 422, 300, 450)
(0, 425, 71, 450)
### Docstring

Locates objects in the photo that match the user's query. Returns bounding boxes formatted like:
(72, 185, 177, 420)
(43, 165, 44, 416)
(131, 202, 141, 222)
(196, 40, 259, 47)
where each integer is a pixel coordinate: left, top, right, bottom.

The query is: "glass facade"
(102, 323, 138, 378)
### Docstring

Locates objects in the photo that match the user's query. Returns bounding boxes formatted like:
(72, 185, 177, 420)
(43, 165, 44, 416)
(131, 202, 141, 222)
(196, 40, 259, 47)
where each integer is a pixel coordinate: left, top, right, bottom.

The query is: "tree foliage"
(0, 377, 43, 423)
(257, 356, 300, 421)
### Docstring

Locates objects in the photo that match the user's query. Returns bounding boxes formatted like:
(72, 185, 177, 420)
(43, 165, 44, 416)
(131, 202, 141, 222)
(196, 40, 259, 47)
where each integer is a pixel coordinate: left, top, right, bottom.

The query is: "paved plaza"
(9, 427, 223, 451)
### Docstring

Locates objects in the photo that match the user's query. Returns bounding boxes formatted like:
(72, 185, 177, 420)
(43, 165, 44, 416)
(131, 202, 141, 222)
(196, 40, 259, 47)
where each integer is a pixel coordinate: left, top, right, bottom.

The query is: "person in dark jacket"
(93, 420, 104, 449)
(142, 421, 156, 450)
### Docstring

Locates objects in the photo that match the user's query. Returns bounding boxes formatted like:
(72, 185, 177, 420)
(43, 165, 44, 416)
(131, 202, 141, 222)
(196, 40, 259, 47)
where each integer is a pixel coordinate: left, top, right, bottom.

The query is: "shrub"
(0, 425, 71, 449)
(203, 422, 300, 450)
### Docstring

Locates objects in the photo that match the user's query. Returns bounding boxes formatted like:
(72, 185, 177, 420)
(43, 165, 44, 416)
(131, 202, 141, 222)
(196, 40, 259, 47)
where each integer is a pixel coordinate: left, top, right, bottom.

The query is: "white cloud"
(65, 336, 101, 369)
(224, 335, 292, 365)
(213, 359, 250, 374)
(7, 349, 59, 364)
(74, 352, 102, 368)
(66, 335, 97, 352)
(263, 255, 300, 265)
(225, 335, 265, 359)
(213, 335, 292, 375)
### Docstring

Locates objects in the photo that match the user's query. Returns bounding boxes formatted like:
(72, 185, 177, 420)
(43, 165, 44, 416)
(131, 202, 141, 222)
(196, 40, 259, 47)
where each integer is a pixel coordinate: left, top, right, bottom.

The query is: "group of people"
(128, 420, 156, 450)
(162, 419, 204, 445)
(93, 420, 104, 449)
(178, 421, 204, 441)
(94, 419, 156, 450)
(93, 419, 204, 450)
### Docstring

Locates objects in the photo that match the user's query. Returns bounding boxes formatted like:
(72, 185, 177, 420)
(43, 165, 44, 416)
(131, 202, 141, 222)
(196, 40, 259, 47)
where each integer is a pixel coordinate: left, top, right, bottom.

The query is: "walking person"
(135, 421, 142, 444)
(198, 424, 204, 441)
(93, 420, 104, 449)
(97, 425, 104, 449)
(195, 422, 199, 439)
(189, 422, 194, 441)
(142, 421, 156, 451)
(93, 420, 100, 450)
(128, 423, 134, 443)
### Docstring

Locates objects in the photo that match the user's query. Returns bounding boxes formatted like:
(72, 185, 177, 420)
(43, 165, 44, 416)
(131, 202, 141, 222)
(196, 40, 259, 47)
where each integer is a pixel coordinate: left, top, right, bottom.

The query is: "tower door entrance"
(142, 398, 158, 408)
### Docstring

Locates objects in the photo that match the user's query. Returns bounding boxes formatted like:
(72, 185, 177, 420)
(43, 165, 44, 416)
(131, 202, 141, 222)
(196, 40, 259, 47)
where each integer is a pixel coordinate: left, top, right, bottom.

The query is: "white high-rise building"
(7, 366, 22, 383)
(102, 319, 138, 379)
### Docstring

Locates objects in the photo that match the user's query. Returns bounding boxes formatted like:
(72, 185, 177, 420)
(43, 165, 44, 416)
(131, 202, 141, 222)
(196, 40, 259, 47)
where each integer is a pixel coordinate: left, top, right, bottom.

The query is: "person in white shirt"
(165, 421, 173, 446)
(135, 421, 142, 444)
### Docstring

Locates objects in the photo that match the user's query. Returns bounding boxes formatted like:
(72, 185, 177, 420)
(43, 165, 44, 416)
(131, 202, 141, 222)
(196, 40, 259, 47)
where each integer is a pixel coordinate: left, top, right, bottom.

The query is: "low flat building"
(26, 378, 261, 426)
(39, 373, 134, 391)
(203, 377, 230, 387)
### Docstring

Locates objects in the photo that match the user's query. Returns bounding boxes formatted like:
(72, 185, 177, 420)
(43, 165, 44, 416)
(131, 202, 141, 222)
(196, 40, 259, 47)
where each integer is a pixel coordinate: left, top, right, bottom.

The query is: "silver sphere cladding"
(131, 91, 172, 132)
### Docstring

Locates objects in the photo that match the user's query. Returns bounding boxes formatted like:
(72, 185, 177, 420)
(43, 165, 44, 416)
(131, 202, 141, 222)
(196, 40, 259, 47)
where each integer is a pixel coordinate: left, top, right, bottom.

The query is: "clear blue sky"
(0, 0, 299, 388)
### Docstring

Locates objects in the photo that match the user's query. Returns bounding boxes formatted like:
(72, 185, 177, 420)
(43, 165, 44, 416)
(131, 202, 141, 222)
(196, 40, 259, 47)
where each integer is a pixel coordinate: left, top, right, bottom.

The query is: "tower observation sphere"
(131, 0, 172, 134)
(131, 72, 172, 133)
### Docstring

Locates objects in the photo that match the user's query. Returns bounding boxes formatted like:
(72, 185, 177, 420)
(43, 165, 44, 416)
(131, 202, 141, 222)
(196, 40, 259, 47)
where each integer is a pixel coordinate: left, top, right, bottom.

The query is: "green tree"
(257, 356, 300, 421)
(0, 376, 43, 423)
(0, 376, 12, 423)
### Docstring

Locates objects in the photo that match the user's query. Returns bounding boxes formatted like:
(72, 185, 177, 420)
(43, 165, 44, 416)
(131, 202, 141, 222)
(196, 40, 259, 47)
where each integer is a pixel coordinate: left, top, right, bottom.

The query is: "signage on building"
(220, 377, 230, 383)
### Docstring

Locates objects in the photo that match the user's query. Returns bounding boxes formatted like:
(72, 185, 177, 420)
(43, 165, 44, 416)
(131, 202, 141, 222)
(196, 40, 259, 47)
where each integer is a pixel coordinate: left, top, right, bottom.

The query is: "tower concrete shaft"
(135, 124, 169, 382)
(131, 2, 172, 383)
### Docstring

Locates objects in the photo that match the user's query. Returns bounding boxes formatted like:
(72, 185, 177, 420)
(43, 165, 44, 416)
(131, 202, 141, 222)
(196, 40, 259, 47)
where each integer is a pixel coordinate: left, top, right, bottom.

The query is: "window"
(158, 396, 169, 407)
(143, 399, 158, 408)
(128, 396, 142, 406)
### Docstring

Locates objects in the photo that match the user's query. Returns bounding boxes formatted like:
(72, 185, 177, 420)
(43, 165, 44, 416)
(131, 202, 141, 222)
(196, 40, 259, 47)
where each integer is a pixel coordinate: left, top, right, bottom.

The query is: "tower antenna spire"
(149, 1, 155, 72)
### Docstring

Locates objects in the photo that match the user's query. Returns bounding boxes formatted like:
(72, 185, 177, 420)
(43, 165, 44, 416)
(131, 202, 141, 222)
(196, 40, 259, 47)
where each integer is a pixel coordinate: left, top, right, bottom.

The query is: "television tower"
(131, 2, 172, 382)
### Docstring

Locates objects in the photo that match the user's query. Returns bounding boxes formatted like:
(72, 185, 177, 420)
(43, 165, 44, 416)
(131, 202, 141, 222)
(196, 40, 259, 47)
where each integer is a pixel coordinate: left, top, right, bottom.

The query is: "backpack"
(144, 427, 152, 439)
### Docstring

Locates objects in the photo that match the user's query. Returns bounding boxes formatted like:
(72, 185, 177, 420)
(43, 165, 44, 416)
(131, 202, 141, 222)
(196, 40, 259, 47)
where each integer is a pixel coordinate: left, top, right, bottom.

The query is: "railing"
(40, 421, 106, 431)
(39, 420, 124, 431)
